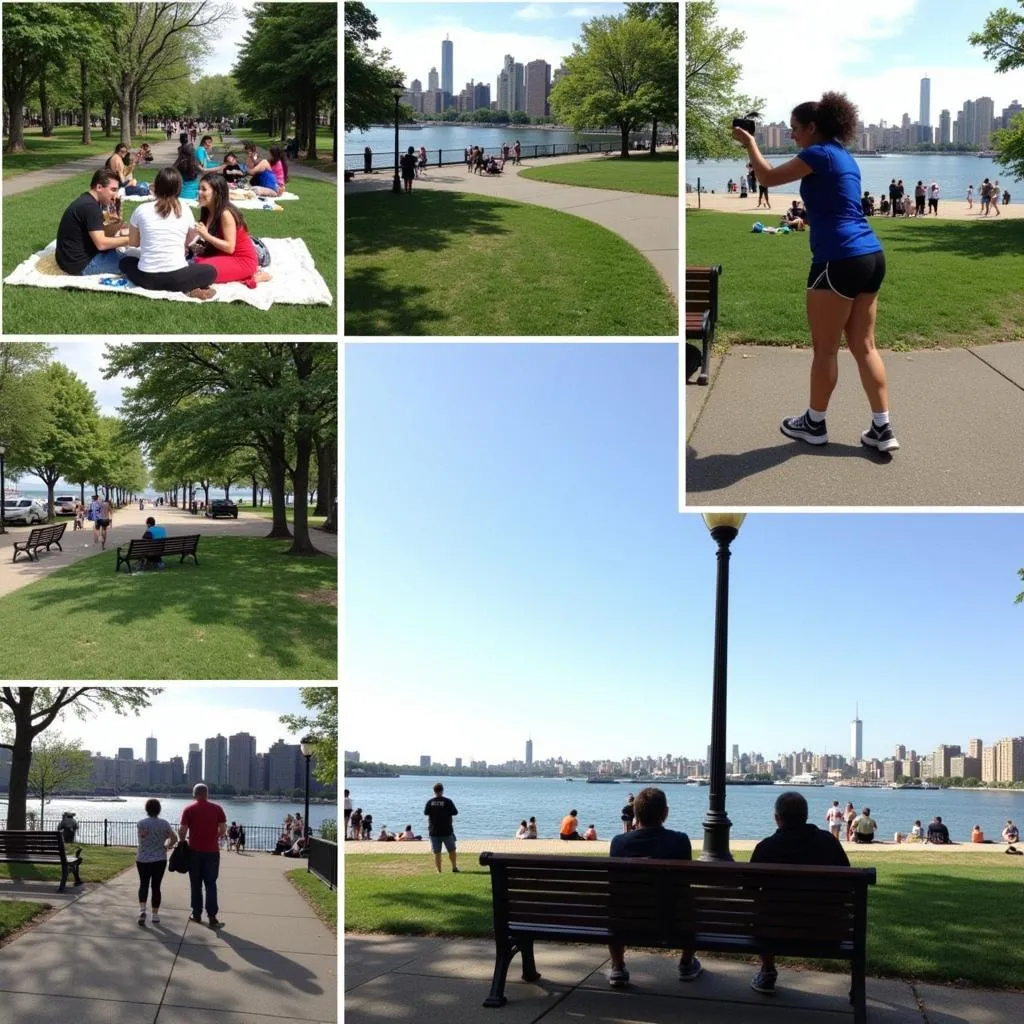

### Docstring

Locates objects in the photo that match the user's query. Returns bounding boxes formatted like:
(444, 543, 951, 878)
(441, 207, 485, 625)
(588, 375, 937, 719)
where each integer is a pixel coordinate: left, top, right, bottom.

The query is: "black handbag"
(168, 839, 191, 873)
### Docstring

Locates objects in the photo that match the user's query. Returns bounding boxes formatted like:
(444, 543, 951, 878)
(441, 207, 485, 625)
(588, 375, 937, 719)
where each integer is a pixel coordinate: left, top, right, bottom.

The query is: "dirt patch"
(295, 589, 337, 607)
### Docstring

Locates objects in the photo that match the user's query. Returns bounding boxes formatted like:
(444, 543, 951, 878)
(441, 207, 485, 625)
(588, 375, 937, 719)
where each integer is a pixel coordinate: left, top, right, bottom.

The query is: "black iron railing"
(308, 836, 337, 889)
(346, 140, 639, 172)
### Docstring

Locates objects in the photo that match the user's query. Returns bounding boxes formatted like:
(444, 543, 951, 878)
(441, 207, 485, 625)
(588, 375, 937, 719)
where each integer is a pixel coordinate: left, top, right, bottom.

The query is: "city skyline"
(345, 344, 1024, 767)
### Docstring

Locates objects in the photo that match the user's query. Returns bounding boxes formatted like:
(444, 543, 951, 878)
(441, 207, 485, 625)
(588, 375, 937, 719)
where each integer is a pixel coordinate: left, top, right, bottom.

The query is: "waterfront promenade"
(0, 852, 337, 1023)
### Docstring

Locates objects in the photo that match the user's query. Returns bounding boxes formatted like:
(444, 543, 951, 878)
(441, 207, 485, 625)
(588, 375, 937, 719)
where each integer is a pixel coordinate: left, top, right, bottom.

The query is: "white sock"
(807, 408, 827, 423)
(872, 411, 890, 427)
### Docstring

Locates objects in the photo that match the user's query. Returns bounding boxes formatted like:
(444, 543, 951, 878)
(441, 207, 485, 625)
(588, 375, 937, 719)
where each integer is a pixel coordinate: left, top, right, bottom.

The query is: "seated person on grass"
(196, 134, 223, 172)
(784, 200, 807, 230)
(105, 143, 151, 195)
(862, 191, 875, 216)
(221, 152, 246, 185)
(55, 169, 130, 276)
(142, 515, 167, 570)
(243, 142, 288, 196)
(905, 819, 924, 842)
(139, 143, 154, 163)
(1003, 820, 1019, 844)
(173, 144, 203, 201)
(192, 173, 271, 286)
(119, 167, 218, 300)
(926, 815, 951, 844)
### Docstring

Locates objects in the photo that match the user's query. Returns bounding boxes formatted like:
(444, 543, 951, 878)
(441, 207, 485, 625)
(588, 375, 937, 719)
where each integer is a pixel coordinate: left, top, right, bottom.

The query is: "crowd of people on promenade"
(54, 131, 286, 298)
(821, 800, 1021, 848)
(271, 811, 312, 857)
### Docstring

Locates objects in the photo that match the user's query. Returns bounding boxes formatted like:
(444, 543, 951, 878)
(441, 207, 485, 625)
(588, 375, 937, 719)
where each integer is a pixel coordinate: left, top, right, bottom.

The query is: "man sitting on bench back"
(142, 516, 167, 570)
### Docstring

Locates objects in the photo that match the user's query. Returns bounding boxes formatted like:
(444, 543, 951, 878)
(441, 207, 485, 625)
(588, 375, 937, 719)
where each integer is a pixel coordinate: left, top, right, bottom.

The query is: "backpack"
(251, 235, 271, 268)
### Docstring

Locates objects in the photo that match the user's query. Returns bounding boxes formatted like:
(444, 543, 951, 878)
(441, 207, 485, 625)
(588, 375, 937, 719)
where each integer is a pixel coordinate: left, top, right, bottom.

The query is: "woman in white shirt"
(136, 798, 177, 925)
(119, 167, 218, 299)
(515, 820, 529, 839)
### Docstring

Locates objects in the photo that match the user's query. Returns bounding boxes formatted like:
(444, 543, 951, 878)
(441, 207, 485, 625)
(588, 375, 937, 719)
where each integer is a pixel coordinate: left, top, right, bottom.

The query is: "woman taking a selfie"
(732, 92, 898, 453)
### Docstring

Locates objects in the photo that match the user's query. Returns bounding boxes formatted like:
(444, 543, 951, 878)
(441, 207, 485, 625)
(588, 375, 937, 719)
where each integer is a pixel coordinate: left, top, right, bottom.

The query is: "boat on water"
(586, 776, 620, 784)
(776, 773, 829, 787)
(889, 782, 940, 790)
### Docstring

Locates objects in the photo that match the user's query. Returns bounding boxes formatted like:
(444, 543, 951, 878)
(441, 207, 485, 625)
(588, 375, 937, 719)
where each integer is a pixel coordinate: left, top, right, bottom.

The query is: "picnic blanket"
(3, 238, 332, 309)
(120, 189, 299, 211)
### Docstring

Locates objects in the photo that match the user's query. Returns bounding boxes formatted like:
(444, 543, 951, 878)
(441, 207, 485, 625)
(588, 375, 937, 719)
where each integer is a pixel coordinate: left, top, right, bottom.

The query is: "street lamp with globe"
(391, 83, 405, 193)
(300, 736, 317, 867)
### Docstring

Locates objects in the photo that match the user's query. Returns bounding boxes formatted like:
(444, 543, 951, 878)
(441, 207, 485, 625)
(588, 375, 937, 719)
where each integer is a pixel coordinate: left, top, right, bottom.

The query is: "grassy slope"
(286, 867, 338, 932)
(520, 153, 679, 197)
(686, 210, 1024, 349)
(345, 191, 677, 336)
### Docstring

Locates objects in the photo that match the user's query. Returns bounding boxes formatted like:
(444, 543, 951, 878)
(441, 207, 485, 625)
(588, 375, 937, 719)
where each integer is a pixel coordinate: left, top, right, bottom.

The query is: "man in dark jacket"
(926, 816, 951, 844)
(749, 791, 849, 995)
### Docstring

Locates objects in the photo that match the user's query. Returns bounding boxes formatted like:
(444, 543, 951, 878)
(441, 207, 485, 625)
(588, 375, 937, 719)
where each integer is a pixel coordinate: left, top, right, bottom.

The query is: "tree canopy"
(280, 688, 338, 786)
(344, 1, 402, 133)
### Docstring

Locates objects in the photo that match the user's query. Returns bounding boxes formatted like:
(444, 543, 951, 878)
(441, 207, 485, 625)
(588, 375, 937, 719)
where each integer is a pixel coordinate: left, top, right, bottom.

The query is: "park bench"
(0, 830, 83, 892)
(11, 522, 67, 563)
(685, 265, 723, 386)
(115, 534, 201, 574)
(479, 852, 876, 1023)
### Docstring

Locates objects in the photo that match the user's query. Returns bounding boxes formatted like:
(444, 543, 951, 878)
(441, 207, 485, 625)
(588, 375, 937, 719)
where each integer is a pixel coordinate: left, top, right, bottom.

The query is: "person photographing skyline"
(732, 91, 899, 454)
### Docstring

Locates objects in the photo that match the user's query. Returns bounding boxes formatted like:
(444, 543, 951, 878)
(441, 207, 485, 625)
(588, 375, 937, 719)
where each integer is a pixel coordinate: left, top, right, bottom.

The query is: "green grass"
(345, 850, 1024, 989)
(0, 536, 337, 679)
(286, 867, 337, 933)
(2, 168, 336, 334)
(232, 127, 337, 172)
(0, 901, 50, 939)
(243, 505, 328, 528)
(519, 151, 679, 196)
(686, 209, 1024, 349)
(345, 191, 677, 335)
(2, 127, 167, 178)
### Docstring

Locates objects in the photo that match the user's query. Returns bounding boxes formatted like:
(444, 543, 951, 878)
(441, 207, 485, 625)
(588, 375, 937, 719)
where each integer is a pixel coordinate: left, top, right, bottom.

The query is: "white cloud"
(514, 3, 559, 19)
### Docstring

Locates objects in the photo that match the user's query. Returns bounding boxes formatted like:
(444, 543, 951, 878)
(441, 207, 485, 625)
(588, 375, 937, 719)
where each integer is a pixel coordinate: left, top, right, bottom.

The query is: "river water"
(686, 153, 1020, 201)
(345, 775, 1024, 843)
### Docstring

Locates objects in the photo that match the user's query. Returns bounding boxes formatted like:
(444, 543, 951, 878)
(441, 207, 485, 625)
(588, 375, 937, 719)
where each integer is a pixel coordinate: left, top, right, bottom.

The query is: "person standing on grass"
(400, 146, 417, 192)
(928, 182, 939, 215)
(179, 783, 228, 928)
(732, 90, 899, 454)
(424, 782, 459, 873)
(136, 798, 176, 926)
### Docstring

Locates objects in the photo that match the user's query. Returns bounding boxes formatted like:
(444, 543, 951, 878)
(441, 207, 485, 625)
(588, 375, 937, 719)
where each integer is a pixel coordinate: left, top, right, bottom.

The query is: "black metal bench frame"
(0, 829, 84, 892)
(11, 522, 67, 563)
(480, 852, 875, 1024)
(685, 265, 723, 386)
(115, 535, 201, 573)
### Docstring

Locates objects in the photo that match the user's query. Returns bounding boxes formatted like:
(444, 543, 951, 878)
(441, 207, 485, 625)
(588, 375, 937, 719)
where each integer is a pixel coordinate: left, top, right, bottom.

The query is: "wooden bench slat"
(685, 263, 723, 385)
(11, 522, 67, 563)
(0, 830, 83, 892)
(116, 535, 201, 573)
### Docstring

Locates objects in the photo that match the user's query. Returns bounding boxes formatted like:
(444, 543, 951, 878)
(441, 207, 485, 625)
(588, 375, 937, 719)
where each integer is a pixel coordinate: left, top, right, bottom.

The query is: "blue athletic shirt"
(797, 140, 882, 263)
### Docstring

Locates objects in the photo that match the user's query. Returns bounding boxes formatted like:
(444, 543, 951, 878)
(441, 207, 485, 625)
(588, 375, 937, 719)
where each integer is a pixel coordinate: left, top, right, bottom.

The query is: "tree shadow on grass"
(878, 217, 1024, 260)
(344, 265, 447, 336)
(344, 190, 511, 257)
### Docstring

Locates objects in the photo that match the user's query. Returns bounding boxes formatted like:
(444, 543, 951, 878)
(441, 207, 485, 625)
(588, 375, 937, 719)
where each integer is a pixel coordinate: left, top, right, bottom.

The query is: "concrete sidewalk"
(0, 851, 337, 1024)
(345, 933, 1019, 1023)
(684, 342, 1024, 506)
(345, 150, 679, 302)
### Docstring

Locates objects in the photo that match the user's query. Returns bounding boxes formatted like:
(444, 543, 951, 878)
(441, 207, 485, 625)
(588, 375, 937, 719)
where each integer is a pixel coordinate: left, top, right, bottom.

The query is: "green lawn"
(0, 536, 337, 679)
(345, 850, 1024, 989)
(0, 901, 50, 939)
(686, 210, 1024, 349)
(519, 152, 679, 196)
(286, 867, 337, 932)
(2, 127, 167, 178)
(243, 506, 328, 528)
(2, 168, 337, 334)
(232, 127, 337, 172)
(345, 191, 677, 335)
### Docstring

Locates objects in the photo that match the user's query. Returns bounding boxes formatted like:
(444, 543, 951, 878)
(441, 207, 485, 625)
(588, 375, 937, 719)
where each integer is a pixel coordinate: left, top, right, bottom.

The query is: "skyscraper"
(850, 710, 863, 761)
(427, 66, 439, 92)
(974, 96, 995, 147)
(525, 59, 551, 119)
(441, 35, 453, 98)
(187, 745, 203, 784)
(204, 734, 227, 787)
(145, 737, 157, 763)
(499, 54, 515, 113)
(525, 738, 533, 767)
(939, 109, 951, 145)
(919, 76, 930, 127)
(228, 731, 257, 792)
(513, 62, 525, 112)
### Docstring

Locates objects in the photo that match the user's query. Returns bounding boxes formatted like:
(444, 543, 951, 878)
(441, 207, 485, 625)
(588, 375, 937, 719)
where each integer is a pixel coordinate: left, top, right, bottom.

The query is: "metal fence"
(308, 837, 337, 889)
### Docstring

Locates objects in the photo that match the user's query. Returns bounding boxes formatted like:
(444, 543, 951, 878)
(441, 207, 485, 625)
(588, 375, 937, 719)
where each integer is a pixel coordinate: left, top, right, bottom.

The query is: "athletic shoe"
(190, 915, 202, 923)
(137, 909, 146, 925)
(151, 913, 160, 923)
(860, 421, 900, 452)
(751, 968, 778, 994)
(608, 967, 630, 988)
(208, 916, 224, 928)
(780, 411, 828, 445)
(678, 956, 703, 982)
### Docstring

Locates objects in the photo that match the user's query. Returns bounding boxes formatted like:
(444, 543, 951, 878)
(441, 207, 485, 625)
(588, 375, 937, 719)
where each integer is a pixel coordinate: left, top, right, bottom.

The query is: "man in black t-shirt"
(926, 816, 951, 844)
(55, 169, 127, 275)
(607, 787, 703, 987)
(749, 791, 849, 995)
(423, 782, 459, 873)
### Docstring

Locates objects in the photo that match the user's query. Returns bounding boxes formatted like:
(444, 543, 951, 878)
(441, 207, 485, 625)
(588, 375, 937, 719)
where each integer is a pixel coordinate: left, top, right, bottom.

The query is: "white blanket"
(120, 190, 300, 210)
(3, 238, 332, 309)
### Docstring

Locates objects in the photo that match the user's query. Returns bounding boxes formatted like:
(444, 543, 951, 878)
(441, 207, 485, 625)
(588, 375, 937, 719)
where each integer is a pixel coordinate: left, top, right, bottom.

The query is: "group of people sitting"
(374, 824, 422, 841)
(272, 812, 310, 856)
(465, 145, 504, 175)
(899, 817, 1019, 845)
(54, 138, 288, 299)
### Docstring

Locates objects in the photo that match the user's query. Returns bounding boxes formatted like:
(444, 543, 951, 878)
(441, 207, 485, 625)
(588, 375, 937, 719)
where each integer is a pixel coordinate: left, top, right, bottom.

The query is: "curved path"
(345, 150, 679, 301)
(0, 504, 336, 600)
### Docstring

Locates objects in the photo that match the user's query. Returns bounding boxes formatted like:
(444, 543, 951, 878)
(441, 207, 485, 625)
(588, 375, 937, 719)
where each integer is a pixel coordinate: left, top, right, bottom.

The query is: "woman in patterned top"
(136, 798, 177, 925)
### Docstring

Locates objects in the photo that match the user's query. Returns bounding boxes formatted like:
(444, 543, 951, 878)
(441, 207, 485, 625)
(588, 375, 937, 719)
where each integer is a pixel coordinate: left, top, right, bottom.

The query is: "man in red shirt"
(179, 783, 228, 927)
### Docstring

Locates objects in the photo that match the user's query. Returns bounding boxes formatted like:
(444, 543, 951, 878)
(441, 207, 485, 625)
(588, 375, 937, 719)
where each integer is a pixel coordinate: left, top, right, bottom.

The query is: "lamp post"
(391, 83, 405, 194)
(300, 736, 316, 869)
(699, 512, 746, 862)
(0, 439, 8, 535)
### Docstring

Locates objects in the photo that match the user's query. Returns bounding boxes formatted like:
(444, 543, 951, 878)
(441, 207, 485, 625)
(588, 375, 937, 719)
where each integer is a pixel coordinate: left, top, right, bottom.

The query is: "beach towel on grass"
(4, 238, 332, 310)
(121, 190, 299, 210)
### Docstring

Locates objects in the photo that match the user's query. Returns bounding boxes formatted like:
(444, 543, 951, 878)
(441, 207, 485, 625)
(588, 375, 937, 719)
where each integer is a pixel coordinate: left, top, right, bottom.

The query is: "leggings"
(118, 257, 216, 293)
(137, 860, 167, 908)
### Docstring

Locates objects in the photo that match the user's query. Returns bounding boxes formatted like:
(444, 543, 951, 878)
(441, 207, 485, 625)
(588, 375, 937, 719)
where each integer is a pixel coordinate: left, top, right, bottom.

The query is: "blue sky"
(344, 343, 1024, 768)
(712, 0, 1020, 126)
(364, 2, 627, 97)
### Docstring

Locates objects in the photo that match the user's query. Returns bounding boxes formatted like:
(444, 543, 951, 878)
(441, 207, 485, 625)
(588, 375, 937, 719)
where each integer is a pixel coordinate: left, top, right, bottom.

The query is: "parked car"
(2, 498, 47, 525)
(54, 495, 77, 515)
(205, 499, 238, 519)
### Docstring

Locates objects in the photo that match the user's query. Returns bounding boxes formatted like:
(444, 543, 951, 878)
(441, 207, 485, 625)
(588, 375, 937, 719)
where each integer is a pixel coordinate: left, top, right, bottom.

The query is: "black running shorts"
(806, 250, 886, 299)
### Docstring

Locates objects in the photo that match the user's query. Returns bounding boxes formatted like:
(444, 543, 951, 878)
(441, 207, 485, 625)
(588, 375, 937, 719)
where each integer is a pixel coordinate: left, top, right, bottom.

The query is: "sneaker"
(751, 968, 778, 994)
(208, 916, 224, 928)
(190, 915, 202, 923)
(608, 966, 630, 988)
(151, 913, 160, 924)
(860, 420, 900, 452)
(780, 411, 828, 445)
(137, 909, 146, 925)
(678, 956, 703, 982)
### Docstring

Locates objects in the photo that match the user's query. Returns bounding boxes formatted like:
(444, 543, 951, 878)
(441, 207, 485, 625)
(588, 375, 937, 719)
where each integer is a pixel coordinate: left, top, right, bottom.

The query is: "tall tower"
(920, 76, 931, 126)
(427, 66, 439, 93)
(525, 738, 533, 767)
(939, 109, 951, 145)
(145, 736, 157, 763)
(851, 707, 863, 761)
(441, 35, 453, 98)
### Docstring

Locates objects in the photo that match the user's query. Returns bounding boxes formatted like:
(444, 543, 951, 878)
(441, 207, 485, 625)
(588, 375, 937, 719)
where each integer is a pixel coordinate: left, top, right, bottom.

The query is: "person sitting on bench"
(55, 169, 131, 276)
(142, 515, 167, 570)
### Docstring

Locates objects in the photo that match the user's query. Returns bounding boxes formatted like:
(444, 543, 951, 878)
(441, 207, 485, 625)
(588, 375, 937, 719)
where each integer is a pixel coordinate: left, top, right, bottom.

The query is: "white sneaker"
(151, 913, 160, 923)
(137, 908, 146, 925)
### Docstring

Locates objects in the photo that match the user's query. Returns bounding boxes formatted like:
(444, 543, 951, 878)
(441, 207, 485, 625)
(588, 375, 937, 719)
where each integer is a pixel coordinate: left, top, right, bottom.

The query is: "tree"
(191, 74, 242, 120)
(343, 1, 401, 133)
(626, 2, 679, 152)
(970, 3, 1024, 181)
(549, 14, 675, 158)
(685, 1, 763, 161)
(1015, 567, 1024, 603)
(0, 344, 53, 475)
(280, 688, 337, 786)
(26, 734, 94, 825)
(1, 688, 159, 830)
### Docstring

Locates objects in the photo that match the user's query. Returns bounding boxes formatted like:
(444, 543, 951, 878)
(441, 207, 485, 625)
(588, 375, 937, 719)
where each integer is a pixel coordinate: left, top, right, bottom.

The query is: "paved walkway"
(685, 342, 1024, 505)
(0, 505, 337, 600)
(345, 150, 679, 301)
(0, 851, 336, 1023)
(345, 932, 1019, 1024)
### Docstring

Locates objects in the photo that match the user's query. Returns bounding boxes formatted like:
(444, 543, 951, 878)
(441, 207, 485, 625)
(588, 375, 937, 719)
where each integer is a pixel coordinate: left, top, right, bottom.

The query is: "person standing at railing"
(136, 799, 176, 926)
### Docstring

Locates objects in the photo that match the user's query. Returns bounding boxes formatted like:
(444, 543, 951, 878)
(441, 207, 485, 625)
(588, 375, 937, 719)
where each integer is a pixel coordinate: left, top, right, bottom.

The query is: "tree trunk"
(4, 81, 29, 153)
(314, 439, 329, 515)
(331, 105, 337, 163)
(620, 123, 630, 159)
(650, 117, 658, 154)
(280, 106, 288, 142)
(287, 426, 318, 555)
(251, 474, 258, 509)
(104, 101, 113, 137)
(40, 71, 53, 137)
(266, 439, 292, 538)
(307, 94, 318, 159)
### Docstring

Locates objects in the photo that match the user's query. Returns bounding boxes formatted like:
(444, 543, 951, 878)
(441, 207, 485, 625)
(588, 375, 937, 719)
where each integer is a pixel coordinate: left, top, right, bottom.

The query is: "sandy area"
(686, 189, 1024, 220)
